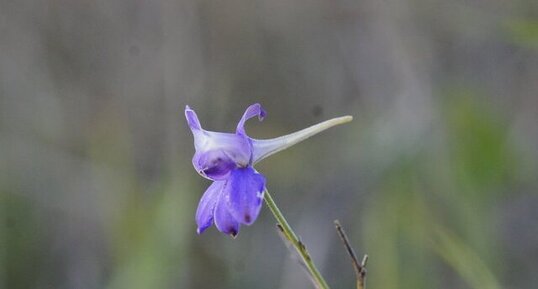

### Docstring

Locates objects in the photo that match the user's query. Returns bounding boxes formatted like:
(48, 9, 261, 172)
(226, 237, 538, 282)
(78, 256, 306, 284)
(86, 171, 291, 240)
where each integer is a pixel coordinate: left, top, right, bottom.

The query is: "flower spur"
(186, 103, 352, 237)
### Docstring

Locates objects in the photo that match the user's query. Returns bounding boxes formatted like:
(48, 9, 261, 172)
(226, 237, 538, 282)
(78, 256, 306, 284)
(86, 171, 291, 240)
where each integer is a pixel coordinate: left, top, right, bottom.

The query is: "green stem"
(264, 189, 331, 289)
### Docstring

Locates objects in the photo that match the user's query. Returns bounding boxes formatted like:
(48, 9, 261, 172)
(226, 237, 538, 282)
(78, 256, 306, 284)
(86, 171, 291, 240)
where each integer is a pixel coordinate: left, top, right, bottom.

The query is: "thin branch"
(275, 224, 314, 282)
(264, 190, 331, 289)
(334, 220, 368, 289)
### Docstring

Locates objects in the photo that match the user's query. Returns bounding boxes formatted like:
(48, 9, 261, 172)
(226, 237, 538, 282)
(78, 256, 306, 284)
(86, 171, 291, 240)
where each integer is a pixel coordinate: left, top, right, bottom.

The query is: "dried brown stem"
(334, 220, 368, 289)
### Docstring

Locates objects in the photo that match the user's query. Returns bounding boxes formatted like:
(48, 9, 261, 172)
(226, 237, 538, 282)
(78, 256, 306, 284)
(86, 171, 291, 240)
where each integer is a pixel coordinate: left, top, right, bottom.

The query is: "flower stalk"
(264, 189, 331, 289)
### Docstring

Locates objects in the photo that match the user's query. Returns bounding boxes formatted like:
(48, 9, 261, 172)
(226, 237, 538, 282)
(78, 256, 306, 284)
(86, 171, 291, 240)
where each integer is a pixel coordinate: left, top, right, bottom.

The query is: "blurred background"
(1, 0, 537, 288)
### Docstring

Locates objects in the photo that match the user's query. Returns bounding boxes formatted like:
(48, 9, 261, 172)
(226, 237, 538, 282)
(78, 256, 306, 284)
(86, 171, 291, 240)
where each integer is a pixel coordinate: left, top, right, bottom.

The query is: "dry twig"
(334, 220, 368, 289)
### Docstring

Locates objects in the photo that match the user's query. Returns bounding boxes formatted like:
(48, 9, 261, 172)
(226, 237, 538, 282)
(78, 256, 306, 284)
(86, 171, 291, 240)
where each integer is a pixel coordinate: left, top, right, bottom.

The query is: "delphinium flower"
(186, 103, 352, 237)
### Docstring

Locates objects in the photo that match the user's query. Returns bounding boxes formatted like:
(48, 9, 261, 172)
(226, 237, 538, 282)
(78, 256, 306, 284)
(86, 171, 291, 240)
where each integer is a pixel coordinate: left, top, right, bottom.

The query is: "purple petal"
(193, 149, 237, 180)
(191, 131, 252, 180)
(185, 105, 202, 131)
(214, 190, 240, 237)
(195, 181, 224, 234)
(225, 167, 266, 225)
(236, 103, 266, 136)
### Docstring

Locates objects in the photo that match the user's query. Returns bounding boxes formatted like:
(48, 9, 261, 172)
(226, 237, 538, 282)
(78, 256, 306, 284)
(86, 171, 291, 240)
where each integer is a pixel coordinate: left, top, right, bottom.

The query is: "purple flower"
(186, 103, 352, 237)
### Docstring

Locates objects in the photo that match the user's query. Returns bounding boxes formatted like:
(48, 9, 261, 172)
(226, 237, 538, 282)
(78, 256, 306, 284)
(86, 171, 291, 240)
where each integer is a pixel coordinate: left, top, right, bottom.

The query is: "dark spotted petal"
(195, 181, 224, 234)
(214, 186, 240, 237)
(192, 149, 237, 180)
(226, 167, 266, 225)
(236, 103, 266, 136)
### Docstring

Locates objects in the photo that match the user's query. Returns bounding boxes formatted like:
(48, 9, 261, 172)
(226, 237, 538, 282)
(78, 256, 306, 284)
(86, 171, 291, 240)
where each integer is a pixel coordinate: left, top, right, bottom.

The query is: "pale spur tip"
(340, 115, 353, 122)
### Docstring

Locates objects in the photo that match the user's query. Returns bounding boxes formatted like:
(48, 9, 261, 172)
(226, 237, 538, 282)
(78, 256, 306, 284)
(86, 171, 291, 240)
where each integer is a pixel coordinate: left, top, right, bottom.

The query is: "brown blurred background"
(1, 0, 537, 288)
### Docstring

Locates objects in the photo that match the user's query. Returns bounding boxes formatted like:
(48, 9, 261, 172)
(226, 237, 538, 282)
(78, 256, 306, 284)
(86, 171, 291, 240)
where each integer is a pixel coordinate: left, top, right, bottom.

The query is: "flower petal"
(185, 105, 253, 179)
(193, 149, 237, 180)
(195, 181, 224, 234)
(214, 189, 240, 237)
(185, 105, 202, 131)
(226, 167, 266, 225)
(191, 131, 252, 180)
(236, 103, 266, 136)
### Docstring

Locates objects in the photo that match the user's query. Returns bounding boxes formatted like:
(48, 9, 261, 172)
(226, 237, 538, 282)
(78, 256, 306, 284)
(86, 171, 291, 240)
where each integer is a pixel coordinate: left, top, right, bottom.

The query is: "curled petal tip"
(237, 103, 266, 135)
(254, 103, 267, 120)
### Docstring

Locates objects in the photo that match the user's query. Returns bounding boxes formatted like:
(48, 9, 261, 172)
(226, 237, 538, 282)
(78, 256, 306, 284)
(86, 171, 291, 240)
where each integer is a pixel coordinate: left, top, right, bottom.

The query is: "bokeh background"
(1, 0, 538, 288)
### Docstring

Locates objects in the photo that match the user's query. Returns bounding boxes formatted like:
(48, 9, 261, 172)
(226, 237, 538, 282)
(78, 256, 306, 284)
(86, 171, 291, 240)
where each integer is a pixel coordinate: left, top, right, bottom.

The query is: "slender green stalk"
(264, 189, 331, 289)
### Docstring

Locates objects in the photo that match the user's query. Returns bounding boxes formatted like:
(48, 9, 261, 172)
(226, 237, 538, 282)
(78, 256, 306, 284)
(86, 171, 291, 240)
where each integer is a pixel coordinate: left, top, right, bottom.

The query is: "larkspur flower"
(186, 103, 352, 237)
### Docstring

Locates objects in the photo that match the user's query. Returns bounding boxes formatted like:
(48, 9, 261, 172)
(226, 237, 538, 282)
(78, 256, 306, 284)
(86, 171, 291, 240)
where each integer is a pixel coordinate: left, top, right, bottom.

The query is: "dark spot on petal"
(230, 228, 238, 238)
(244, 214, 251, 223)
